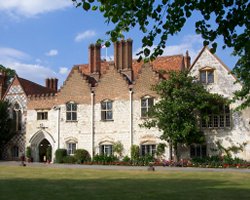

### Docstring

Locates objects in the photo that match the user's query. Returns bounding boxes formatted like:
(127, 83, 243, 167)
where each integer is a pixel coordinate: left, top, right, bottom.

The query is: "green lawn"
(0, 166, 250, 200)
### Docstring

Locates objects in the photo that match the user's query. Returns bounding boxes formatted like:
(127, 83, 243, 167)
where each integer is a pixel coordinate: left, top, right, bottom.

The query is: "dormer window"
(200, 67, 215, 84)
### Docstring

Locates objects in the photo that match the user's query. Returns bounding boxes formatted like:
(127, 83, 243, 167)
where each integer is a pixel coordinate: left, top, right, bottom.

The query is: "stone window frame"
(101, 99, 113, 121)
(66, 101, 77, 122)
(141, 95, 154, 118)
(67, 142, 77, 155)
(100, 144, 113, 156)
(190, 144, 207, 158)
(37, 110, 48, 120)
(201, 105, 231, 129)
(140, 144, 156, 156)
(199, 67, 215, 84)
(13, 102, 22, 132)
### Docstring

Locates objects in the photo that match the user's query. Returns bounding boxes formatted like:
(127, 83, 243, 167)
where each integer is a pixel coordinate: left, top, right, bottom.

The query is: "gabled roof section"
(17, 76, 56, 96)
(189, 46, 238, 81)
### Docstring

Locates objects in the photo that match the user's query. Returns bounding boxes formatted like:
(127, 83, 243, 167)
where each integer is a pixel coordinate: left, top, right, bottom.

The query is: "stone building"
(1, 40, 249, 162)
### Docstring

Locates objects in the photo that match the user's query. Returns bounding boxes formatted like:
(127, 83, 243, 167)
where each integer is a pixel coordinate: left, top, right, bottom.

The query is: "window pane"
(72, 104, 77, 111)
(101, 102, 106, 110)
(107, 101, 112, 110)
(226, 115, 230, 127)
(101, 111, 106, 120)
(66, 103, 71, 111)
(207, 71, 214, 83)
(219, 115, 224, 127)
(141, 99, 147, 107)
(208, 115, 213, 127)
(72, 112, 77, 121)
(141, 108, 147, 117)
(66, 112, 71, 121)
(190, 145, 195, 158)
(196, 146, 201, 157)
(202, 145, 207, 157)
(213, 115, 219, 127)
(107, 111, 113, 120)
(200, 71, 206, 83)
(148, 98, 154, 107)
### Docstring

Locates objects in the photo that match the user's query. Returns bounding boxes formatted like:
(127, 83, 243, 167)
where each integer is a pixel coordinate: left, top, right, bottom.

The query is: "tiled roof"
(77, 55, 184, 80)
(17, 76, 56, 96)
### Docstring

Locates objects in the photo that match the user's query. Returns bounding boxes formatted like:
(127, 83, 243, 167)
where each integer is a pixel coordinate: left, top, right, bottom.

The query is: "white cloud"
(59, 67, 69, 75)
(0, 0, 71, 18)
(134, 34, 203, 61)
(45, 49, 58, 57)
(0, 47, 30, 61)
(75, 30, 96, 42)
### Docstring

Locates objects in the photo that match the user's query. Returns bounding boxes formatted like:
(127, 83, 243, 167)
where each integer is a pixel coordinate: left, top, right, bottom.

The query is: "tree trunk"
(169, 140, 173, 161)
(173, 142, 179, 162)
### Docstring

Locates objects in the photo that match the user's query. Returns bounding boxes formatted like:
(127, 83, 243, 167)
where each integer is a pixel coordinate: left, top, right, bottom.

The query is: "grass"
(0, 166, 250, 200)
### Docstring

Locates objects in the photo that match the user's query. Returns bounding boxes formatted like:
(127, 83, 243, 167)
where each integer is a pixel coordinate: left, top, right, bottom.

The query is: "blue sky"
(0, 0, 238, 87)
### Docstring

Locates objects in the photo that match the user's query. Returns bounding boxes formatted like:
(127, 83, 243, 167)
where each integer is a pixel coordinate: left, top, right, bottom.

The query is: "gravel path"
(1, 161, 250, 173)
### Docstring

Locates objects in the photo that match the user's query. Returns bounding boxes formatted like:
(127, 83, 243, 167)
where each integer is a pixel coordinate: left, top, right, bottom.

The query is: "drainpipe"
(53, 106, 61, 149)
(129, 89, 133, 152)
(91, 91, 94, 158)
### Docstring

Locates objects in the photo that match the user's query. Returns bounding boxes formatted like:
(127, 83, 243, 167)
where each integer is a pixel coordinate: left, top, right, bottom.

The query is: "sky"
(0, 0, 238, 87)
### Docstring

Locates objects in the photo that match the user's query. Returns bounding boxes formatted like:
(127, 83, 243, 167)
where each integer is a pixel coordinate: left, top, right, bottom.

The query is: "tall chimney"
(45, 78, 58, 92)
(89, 44, 95, 73)
(185, 50, 191, 69)
(114, 39, 133, 70)
(93, 43, 101, 74)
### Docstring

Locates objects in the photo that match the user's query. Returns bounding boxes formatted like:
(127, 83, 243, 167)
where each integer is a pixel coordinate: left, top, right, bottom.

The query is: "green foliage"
(92, 154, 118, 164)
(215, 141, 246, 158)
(74, 149, 91, 164)
(72, 0, 250, 108)
(63, 155, 76, 164)
(122, 155, 131, 162)
(55, 149, 67, 163)
(113, 141, 124, 158)
(0, 100, 15, 154)
(130, 145, 140, 161)
(142, 70, 226, 160)
(0, 64, 16, 84)
(156, 143, 166, 157)
(26, 146, 32, 159)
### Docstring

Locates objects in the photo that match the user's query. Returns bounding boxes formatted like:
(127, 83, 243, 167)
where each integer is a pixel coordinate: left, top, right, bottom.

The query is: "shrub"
(26, 146, 31, 159)
(122, 155, 131, 162)
(92, 154, 118, 164)
(55, 149, 67, 163)
(63, 155, 76, 164)
(113, 141, 124, 158)
(74, 149, 91, 164)
(131, 145, 139, 162)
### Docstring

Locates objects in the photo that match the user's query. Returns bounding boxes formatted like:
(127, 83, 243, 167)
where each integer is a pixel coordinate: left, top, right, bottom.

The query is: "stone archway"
(38, 139, 51, 162)
(29, 130, 55, 162)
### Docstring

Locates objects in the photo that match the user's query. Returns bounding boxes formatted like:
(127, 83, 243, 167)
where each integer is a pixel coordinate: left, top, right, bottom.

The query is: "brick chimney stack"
(114, 39, 133, 70)
(0, 70, 7, 99)
(45, 78, 58, 92)
(185, 50, 191, 69)
(89, 43, 101, 74)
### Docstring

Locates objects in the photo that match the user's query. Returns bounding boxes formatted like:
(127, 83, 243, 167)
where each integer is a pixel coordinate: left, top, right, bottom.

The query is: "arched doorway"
(39, 139, 52, 162)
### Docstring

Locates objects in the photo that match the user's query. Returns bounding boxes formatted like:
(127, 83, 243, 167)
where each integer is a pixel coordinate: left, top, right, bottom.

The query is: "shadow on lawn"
(0, 177, 249, 200)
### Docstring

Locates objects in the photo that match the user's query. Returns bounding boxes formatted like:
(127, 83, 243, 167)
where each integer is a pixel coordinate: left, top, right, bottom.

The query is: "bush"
(26, 146, 31, 159)
(131, 145, 139, 162)
(63, 155, 76, 164)
(55, 149, 67, 163)
(122, 155, 131, 162)
(92, 154, 118, 164)
(74, 149, 91, 164)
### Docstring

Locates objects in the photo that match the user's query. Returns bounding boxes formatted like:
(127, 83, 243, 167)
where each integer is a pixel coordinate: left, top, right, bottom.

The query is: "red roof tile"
(17, 77, 56, 96)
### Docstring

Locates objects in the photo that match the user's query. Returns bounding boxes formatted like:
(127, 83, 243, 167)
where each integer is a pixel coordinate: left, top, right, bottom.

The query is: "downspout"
(91, 91, 94, 158)
(129, 89, 133, 152)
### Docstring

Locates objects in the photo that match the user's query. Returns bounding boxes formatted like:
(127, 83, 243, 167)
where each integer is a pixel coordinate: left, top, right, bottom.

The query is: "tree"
(0, 100, 14, 159)
(141, 70, 226, 161)
(0, 64, 16, 84)
(72, 0, 249, 108)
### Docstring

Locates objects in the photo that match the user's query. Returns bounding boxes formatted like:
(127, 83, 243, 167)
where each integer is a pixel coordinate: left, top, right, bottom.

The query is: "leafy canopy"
(72, 0, 250, 108)
(0, 64, 16, 84)
(141, 70, 226, 157)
